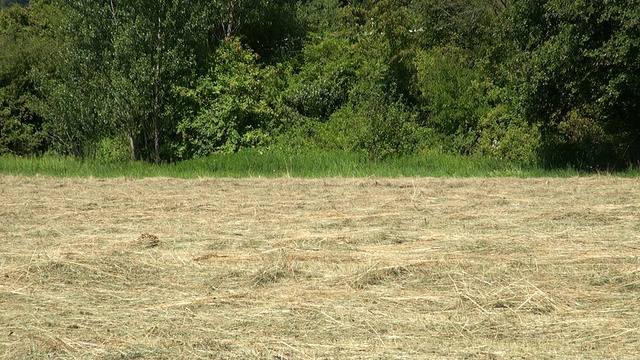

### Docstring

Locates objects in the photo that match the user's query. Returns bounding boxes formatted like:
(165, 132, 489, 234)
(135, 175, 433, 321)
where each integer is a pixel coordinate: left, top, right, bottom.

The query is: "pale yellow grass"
(1, 175, 639, 359)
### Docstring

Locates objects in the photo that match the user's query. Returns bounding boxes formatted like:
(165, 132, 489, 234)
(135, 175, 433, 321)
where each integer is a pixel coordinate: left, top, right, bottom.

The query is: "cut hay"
(1, 175, 639, 359)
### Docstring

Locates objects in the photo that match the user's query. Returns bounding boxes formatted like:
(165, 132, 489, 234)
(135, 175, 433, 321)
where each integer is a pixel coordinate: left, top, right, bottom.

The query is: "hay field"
(1, 175, 639, 359)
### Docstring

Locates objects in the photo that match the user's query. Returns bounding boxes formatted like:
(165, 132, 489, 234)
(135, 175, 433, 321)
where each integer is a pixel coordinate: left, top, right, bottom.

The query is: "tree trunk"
(153, 110, 160, 164)
(225, 0, 236, 39)
(128, 126, 136, 161)
(154, 15, 162, 164)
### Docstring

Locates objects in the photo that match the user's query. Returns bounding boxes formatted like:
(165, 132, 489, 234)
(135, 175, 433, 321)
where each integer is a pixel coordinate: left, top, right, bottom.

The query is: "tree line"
(1, 0, 639, 169)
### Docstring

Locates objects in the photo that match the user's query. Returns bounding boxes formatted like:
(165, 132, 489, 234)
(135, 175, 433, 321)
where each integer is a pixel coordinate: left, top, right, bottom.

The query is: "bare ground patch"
(1, 175, 639, 359)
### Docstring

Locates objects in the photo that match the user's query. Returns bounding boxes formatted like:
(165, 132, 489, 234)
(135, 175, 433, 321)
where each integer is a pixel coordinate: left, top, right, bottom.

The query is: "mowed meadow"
(1, 175, 640, 359)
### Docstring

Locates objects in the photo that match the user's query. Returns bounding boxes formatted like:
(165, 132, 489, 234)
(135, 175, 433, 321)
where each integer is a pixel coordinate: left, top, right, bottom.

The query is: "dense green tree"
(285, 36, 362, 121)
(409, 0, 504, 50)
(175, 38, 280, 157)
(413, 45, 490, 155)
(1, 0, 638, 169)
(36, 0, 216, 161)
(30, 0, 305, 161)
(296, 0, 343, 34)
(280, 9, 427, 159)
(0, 0, 29, 8)
(0, 2, 59, 155)
(211, 0, 305, 63)
(504, 0, 640, 168)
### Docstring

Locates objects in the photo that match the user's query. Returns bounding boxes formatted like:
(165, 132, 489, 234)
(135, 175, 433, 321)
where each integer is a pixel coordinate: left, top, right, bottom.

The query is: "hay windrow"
(1, 175, 640, 359)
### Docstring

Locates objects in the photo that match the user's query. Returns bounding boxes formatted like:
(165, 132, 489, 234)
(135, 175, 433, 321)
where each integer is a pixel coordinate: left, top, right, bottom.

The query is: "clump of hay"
(136, 233, 160, 248)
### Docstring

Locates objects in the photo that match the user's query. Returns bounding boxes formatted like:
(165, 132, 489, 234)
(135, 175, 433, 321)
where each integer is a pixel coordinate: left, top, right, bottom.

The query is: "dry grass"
(1, 175, 639, 359)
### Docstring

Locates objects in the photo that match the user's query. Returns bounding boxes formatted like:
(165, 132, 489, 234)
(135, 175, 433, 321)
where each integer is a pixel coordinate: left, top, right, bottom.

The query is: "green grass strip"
(0, 149, 613, 178)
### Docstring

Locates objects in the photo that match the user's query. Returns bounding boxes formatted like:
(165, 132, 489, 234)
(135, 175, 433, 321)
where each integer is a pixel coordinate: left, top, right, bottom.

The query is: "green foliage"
(324, 93, 421, 160)
(476, 104, 541, 166)
(0, 104, 44, 155)
(280, 26, 427, 160)
(542, 108, 622, 169)
(296, 0, 343, 34)
(205, 0, 305, 63)
(413, 45, 490, 155)
(175, 39, 278, 158)
(1, 0, 639, 170)
(35, 0, 216, 162)
(0, 3, 58, 155)
(0, 0, 28, 8)
(0, 149, 552, 178)
(33, 71, 108, 158)
(95, 134, 132, 164)
(285, 37, 361, 120)
(409, 0, 501, 50)
(234, 0, 305, 62)
(504, 0, 640, 168)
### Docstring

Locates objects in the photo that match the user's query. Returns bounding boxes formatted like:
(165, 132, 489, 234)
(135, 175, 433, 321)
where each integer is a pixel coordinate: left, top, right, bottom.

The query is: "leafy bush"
(95, 134, 131, 163)
(475, 104, 541, 166)
(0, 4, 57, 156)
(175, 39, 279, 158)
(321, 88, 421, 160)
(503, 0, 640, 168)
(0, 103, 45, 156)
(541, 108, 625, 170)
(413, 45, 490, 155)
(284, 37, 361, 121)
(279, 28, 429, 160)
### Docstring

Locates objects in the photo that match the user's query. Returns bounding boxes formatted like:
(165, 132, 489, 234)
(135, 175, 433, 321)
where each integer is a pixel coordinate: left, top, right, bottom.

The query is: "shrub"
(323, 89, 421, 160)
(93, 134, 132, 163)
(175, 39, 278, 158)
(413, 45, 490, 155)
(475, 104, 541, 166)
(284, 37, 361, 121)
(541, 108, 624, 170)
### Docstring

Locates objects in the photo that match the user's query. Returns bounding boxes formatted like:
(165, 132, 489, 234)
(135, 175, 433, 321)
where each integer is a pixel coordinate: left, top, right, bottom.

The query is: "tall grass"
(0, 149, 592, 178)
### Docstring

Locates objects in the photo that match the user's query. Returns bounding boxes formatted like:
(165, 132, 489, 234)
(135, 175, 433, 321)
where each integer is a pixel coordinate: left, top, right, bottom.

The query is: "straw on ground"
(1, 175, 639, 359)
